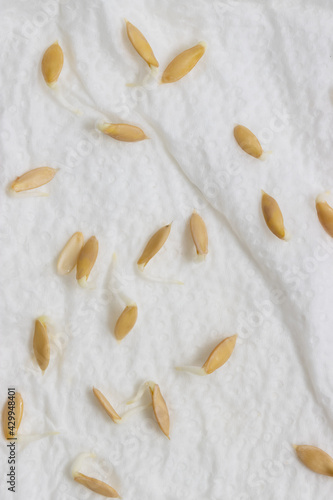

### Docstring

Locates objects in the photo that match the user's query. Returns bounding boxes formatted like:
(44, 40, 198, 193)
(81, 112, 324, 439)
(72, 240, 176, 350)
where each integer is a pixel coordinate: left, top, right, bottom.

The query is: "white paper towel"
(1, 0, 333, 499)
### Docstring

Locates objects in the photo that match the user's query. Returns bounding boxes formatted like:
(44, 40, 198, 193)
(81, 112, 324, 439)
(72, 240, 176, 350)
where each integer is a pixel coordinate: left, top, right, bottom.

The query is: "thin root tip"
(77, 277, 88, 288)
(97, 122, 107, 132)
(283, 230, 291, 242)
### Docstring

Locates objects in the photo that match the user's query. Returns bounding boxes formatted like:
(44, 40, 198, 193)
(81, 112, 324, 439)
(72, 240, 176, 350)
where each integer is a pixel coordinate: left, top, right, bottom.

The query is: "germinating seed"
(93, 388, 122, 424)
(126, 20, 159, 68)
(57, 232, 84, 275)
(98, 122, 147, 142)
(76, 236, 98, 287)
(137, 224, 171, 268)
(261, 191, 288, 240)
(294, 445, 333, 477)
(2, 392, 23, 440)
(190, 211, 208, 256)
(11, 167, 57, 193)
(33, 318, 50, 372)
(176, 335, 237, 376)
(41, 42, 64, 87)
(161, 42, 206, 84)
(202, 335, 237, 374)
(114, 304, 138, 341)
(234, 125, 263, 159)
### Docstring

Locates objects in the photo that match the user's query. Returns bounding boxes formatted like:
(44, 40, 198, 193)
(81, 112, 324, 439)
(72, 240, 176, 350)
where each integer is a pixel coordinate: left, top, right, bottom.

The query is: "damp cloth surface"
(1, 0, 333, 499)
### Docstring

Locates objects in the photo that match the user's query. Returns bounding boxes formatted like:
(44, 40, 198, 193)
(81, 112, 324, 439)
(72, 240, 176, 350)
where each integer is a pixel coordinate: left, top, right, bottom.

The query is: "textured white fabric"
(1, 0, 333, 498)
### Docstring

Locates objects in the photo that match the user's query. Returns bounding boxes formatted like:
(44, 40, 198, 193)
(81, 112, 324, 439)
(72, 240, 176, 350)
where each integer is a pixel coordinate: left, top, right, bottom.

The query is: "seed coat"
(316, 194, 333, 237)
(74, 472, 120, 498)
(76, 236, 98, 286)
(261, 191, 287, 240)
(234, 125, 263, 158)
(161, 42, 206, 84)
(150, 383, 170, 439)
(98, 123, 147, 142)
(137, 224, 171, 268)
(2, 392, 23, 439)
(126, 20, 159, 68)
(294, 445, 333, 476)
(93, 388, 121, 423)
(202, 335, 237, 374)
(11, 167, 57, 193)
(57, 232, 84, 275)
(41, 42, 64, 87)
(190, 212, 208, 256)
(33, 319, 50, 372)
(114, 304, 138, 341)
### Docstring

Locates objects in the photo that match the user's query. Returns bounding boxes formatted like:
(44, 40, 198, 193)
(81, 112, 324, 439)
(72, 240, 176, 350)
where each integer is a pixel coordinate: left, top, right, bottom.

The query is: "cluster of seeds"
(2, 15, 333, 498)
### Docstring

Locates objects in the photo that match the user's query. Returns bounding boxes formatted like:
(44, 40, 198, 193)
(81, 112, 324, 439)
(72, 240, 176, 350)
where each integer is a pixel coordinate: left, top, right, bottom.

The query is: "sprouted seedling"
(71, 452, 120, 498)
(176, 335, 237, 376)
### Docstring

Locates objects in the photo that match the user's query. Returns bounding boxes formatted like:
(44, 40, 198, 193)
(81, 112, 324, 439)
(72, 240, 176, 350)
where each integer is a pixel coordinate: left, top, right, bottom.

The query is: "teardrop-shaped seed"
(294, 445, 333, 476)
(261, 191, 287, 240)
(93, 388, 121, 423)
(190, 211, 208, 256)
(150, 384, 170, 439)
(74, 472, 120, 498)
(114, 304, 138, 341)
(41, 42, 64, 87)
(137, 224, 171, 268)
(316, 194, 333, 237)
(33, 319, 50, 372)
(234, 125, 263, 159)
(57, 232, 84, 275)
(202, 335, 237, 375)
(76, 236, 98, 286)
(2, 392, 24, 439)
(11, 167, 57, 192)
(126, 20, 159, 68)
(98, 123, 147, 142)
(161, 42, 206, 84)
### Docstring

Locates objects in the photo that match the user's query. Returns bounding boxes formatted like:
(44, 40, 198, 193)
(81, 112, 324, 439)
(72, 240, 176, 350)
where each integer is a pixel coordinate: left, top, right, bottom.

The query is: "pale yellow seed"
(114, 304, 138, 341)
(316, 197, 333, 238)
(74, 472, 120, 498)
(161, 42, 206, 84)
(190, 211, 208, 256)
(76, 236, 98, 286)
(294, 445, 333, 477)
(93, 388, 121, 424)
(126, 20, 159, 68)
(41, 42, 64, 87)
(33, 319, 50, 372)
(2, 392, 24, 440)
(202, 335, 237, 375)
(261, 191, 286, 240)
(98, 123, 147, 142)
(150, 384, 170, 439)
(137, 224, 171, 268)
(11, 167, 57, 192)
(57, 232, 84, 275)
(234, 125, 263, 159)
